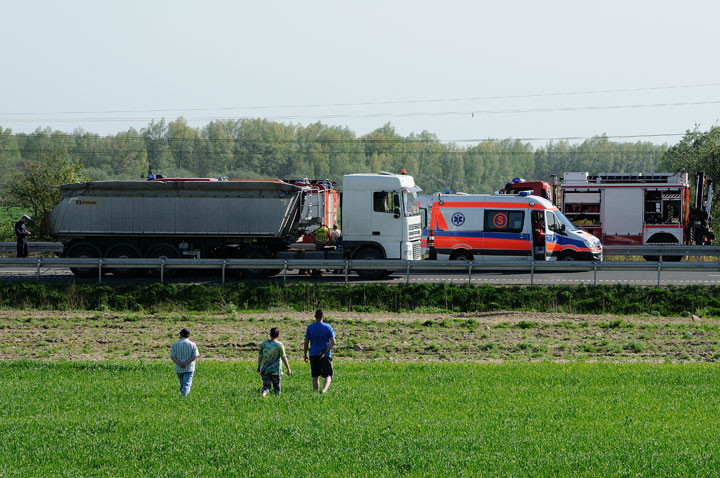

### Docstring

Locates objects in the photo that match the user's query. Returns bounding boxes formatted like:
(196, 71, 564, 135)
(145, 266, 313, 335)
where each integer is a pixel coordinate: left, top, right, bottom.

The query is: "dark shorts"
(309, 355, 333, 378)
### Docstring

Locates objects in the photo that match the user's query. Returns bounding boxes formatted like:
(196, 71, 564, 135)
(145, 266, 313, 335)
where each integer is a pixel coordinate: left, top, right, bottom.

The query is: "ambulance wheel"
(239, 246, 276, 278)
(68, 242, 102, 278)
(450, 251, 474, 261)
(559, 252, 579, 261)
(354, 248, 387, 280)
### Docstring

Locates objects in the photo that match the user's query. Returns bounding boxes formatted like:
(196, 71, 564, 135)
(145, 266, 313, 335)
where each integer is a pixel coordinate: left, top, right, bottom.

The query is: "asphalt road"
(0, 266, 719, 286)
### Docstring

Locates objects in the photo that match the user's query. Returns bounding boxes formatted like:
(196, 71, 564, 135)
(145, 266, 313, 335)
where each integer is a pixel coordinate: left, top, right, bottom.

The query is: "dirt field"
(2, 309, 718, 362)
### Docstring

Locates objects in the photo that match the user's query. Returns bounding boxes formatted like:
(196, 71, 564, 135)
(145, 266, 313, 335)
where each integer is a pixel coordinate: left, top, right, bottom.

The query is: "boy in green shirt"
(257, 327, 291, 397)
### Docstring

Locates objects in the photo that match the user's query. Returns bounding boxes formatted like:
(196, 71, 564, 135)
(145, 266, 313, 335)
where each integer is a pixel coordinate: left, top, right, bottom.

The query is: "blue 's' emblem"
(451, 212, 465, 226)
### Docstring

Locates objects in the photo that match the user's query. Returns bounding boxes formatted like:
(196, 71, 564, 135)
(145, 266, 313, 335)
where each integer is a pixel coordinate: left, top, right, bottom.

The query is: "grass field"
(2, 360, 719, 476)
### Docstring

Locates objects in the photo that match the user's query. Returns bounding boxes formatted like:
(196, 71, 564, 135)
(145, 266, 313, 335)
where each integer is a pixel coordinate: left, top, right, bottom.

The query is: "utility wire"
(0, 132, 687, 144)
(2, 81, 720, 115)
(2, 98, 719, 123)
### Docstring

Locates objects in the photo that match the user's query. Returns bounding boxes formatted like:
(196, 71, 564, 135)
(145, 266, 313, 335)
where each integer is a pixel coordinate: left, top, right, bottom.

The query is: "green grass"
(1, 361, 720, 476)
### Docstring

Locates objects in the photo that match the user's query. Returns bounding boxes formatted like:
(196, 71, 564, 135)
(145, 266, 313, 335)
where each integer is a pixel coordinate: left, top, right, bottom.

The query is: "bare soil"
(0, 310, 718, 362)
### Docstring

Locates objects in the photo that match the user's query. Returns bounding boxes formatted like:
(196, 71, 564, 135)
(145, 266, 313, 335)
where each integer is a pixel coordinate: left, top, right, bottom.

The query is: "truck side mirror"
(560, 224, 566, 235)
(393, 207, 401, 218)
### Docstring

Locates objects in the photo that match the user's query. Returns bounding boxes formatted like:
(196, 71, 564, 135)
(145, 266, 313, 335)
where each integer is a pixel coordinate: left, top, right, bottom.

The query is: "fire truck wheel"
(68, 242, 102, 278)
(105, 243, 141, 277)
(450, 250, 474, 261)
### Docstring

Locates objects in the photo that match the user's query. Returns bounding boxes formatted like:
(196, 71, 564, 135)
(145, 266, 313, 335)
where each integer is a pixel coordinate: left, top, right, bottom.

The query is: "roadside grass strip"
(1, 361, 719, 476)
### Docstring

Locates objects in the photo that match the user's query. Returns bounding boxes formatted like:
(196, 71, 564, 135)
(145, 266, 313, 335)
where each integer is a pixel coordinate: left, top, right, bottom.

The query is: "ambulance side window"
(485, 210, 524, 233)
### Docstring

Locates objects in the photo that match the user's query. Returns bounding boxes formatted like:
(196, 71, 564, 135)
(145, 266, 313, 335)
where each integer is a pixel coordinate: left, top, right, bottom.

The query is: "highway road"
(1, 266, 719, 286)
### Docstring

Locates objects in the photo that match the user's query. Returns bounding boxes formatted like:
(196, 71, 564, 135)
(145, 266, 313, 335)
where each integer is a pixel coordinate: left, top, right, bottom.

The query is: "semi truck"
(48, 171, 423, 279)
(423, 192, 603, 262)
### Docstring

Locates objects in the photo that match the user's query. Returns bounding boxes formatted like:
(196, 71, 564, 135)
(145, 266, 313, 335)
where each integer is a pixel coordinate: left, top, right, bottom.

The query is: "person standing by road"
(170, 328, 200, 397)
(304, 309, 336, 393)
(14, 215, 31, 258)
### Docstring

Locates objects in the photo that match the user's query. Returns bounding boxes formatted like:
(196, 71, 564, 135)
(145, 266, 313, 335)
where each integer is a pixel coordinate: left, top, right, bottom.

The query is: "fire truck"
(559, 171, 714, 248)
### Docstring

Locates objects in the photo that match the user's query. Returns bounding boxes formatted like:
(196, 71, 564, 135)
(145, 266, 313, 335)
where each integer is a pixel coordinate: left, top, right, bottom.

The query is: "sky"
(1, 0, 720, 146)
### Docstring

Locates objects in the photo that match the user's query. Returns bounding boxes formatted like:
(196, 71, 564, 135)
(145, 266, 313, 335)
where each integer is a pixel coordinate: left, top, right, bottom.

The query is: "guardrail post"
(530, 261, 535, 286)
(344, 261, 349, 285)
(160, 260, 165, 284)
(221, 260, 227, 284)
(593, 262, 598, 286)
(36, 259, 41, 281)
(405, 262, 411, 284)
(657, 261, 662, 287)
(468, 262, 472, 284)
(283, 260, 288, 285)
(97, 259, 103, 284)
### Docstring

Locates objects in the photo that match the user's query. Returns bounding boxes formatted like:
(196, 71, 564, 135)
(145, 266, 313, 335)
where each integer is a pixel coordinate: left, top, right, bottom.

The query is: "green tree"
(5, 152, 86, 237)
(661, 126, 720, 228)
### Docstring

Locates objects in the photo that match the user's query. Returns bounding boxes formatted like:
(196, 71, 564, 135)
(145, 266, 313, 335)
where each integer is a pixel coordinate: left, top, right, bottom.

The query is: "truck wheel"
(354, 248, 388, 280)
(450, 250, 474, 261)
(68, 242, 102, 278)
(239, 246, 275, 279)
(145, 244, 182, 277)
(643, 234, 681, 262)
(105, 243, 141, 277)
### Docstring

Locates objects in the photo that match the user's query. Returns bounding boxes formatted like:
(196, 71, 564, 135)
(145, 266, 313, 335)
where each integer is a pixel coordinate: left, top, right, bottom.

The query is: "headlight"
(583, 240, 595, 249)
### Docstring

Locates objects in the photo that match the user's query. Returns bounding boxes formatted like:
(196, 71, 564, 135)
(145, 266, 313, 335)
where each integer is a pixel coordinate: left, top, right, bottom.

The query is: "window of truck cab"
(401, 187, 421, 217)
(373, 191, 400, 213)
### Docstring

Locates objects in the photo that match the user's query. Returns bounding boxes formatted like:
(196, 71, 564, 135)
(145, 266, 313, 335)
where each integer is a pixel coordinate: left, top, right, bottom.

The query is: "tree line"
(0, 118, 669, 195)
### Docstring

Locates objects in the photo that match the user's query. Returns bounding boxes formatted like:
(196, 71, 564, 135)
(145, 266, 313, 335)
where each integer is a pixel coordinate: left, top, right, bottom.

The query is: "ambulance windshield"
(554, 211, 578, 231)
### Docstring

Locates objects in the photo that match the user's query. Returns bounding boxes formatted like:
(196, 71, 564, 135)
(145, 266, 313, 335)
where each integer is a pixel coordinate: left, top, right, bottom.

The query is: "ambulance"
(425, 192, 603, 261)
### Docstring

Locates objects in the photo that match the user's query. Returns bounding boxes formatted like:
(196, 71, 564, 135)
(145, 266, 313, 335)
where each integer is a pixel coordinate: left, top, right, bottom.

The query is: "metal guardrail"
(603, 245, 720, 257)
(1, 257, 719, 286)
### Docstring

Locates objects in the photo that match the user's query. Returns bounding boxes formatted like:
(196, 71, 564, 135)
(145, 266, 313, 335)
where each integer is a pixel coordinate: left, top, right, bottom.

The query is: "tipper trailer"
(48, 172, 423, 279)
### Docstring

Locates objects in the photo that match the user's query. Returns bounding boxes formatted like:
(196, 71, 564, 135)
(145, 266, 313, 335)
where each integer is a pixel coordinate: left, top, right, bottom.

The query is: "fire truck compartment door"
(602, 188, 642, 235)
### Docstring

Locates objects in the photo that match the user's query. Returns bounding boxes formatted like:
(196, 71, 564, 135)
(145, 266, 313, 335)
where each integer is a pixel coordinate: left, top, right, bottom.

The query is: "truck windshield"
(554, 211, 578, 231)
(402, 188, 420, 216)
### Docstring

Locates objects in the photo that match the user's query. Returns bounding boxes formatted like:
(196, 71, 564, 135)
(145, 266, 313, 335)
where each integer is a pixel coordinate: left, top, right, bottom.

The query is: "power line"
(0, 131, 686, 144)
(2, 81, 720, 115)
(2, 98, 719, 123)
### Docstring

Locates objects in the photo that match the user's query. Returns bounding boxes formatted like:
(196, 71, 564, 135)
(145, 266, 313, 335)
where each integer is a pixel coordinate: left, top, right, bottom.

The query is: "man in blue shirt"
(304, 309, 336, 393)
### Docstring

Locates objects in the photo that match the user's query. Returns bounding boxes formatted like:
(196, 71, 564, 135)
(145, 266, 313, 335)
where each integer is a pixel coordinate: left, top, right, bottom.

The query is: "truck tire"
(239, 246, 276, 279)
(68, 242, 102, 278)
(354, 247, 388, 280)
(105, 243, 141, 277)
(643, 234, 682, 262)
(145, 243, 182, 277)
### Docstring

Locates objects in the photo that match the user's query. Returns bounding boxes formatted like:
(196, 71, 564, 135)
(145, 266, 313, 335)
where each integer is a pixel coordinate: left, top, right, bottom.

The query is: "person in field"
(304, 309, 336, 393)
(257, 327, 291, 397)
(170, 328, 199, 397)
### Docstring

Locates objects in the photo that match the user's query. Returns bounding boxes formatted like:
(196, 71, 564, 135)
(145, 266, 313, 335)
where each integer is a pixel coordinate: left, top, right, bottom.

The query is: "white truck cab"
(341, 172, 423, 262)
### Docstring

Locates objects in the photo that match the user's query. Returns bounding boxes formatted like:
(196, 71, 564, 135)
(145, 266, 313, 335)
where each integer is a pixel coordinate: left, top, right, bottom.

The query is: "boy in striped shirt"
(170, 328, 200, 397)
(257, 327, 291, 397)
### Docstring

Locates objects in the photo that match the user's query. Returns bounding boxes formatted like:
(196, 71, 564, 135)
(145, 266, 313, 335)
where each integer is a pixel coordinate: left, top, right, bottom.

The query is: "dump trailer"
(49, 172, 423, 279)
